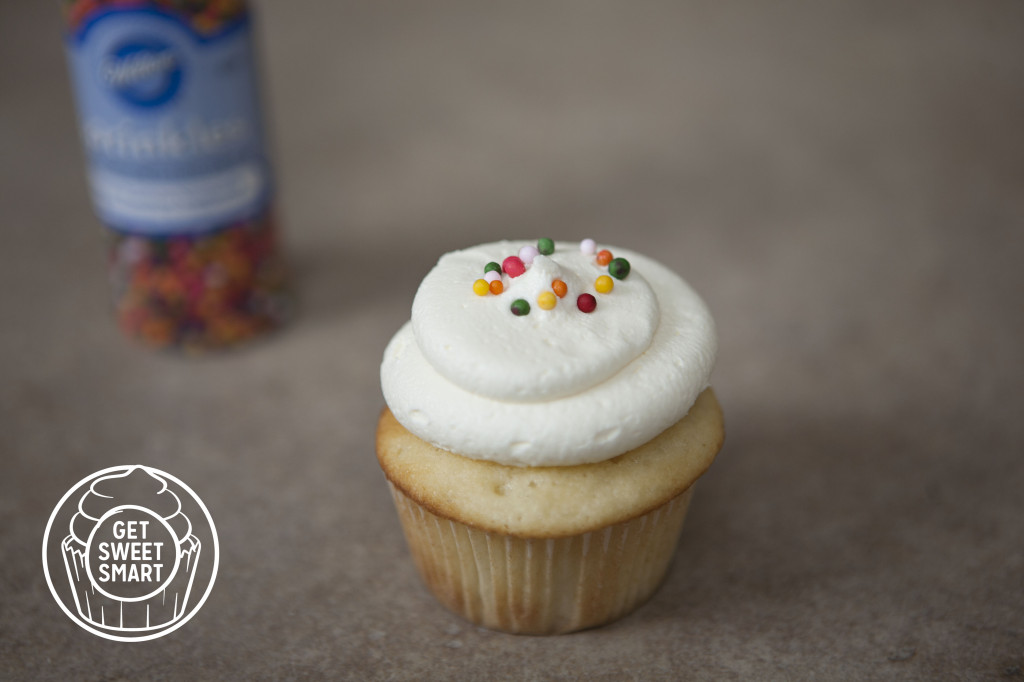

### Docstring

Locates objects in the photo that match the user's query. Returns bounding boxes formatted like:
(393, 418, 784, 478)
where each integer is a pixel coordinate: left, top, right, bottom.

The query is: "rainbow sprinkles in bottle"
(61, 0, 289, 350)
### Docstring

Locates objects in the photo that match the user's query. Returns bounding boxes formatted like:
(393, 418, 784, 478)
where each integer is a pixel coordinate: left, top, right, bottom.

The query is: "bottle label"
(65, 7, 271, 236)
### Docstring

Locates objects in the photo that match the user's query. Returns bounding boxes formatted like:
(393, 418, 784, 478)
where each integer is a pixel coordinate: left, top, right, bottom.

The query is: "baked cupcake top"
(381, 239, 716, 466)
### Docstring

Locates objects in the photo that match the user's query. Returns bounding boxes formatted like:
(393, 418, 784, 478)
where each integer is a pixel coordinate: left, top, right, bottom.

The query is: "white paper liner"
(388, 482, 694, 634)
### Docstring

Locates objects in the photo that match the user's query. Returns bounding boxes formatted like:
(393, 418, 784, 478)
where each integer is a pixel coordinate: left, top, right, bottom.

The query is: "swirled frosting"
(69, 466, 192, 546)
(381, 240, 717, 466)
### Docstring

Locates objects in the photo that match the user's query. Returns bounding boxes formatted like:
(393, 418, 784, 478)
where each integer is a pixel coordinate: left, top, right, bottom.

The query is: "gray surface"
(2, 1, 1023, 680)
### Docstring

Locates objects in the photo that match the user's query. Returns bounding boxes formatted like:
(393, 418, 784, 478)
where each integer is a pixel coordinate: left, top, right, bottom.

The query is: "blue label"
(66, 8, 271, 236)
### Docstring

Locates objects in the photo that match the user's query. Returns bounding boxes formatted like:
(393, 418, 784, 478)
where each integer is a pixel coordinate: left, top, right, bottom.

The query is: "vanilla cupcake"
(378, 239, 722, 634)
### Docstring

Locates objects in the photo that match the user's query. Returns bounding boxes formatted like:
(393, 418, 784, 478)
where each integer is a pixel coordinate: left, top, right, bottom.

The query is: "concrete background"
(2, 1, 1022, 679)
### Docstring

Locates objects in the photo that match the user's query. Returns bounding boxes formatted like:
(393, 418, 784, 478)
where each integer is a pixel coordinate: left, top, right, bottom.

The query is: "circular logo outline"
(42, 465, 219, 642)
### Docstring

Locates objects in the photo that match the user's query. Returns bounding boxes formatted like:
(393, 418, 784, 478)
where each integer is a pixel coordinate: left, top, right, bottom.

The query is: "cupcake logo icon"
(42, 466, 219, 642)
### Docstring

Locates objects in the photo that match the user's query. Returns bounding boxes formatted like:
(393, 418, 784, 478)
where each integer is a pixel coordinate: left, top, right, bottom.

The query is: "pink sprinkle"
(580, 238, 596, 255)
(519, 245, 539, 264)
(503, 256, 526, 278)
(484, 271, 501, 283)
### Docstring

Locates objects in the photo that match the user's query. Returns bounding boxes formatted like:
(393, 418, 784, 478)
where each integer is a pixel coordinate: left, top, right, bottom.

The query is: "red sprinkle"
(502, 256, 526, 278)
(577, 293, 597, 313)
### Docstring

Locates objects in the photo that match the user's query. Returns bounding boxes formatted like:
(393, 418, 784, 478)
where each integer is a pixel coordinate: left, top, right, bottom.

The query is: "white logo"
(42, 465, 219, 642)
(102, 49, 177, 88)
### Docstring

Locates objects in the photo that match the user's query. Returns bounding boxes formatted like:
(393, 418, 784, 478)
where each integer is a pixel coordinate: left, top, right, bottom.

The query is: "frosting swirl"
(381, 240, 717, 466)
(69, 466, 192, 547)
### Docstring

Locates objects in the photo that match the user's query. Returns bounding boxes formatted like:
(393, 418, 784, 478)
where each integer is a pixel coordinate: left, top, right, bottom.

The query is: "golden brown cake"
(377, 389, 723, 634)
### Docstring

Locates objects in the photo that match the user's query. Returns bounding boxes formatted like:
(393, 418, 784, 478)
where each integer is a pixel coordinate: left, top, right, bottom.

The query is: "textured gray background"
(2, 1, 1023, 680)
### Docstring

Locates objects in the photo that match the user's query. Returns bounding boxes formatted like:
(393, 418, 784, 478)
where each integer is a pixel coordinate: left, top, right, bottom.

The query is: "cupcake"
(378, 239, 722, 634)
(61, 466, 202, 632)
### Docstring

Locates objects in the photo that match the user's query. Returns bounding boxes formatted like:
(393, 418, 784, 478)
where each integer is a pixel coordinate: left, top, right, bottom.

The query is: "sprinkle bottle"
(60, 0, 289, 351)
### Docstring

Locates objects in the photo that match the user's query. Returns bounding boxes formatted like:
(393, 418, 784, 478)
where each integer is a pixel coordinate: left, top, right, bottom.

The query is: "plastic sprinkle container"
(61, 0, 289, 351)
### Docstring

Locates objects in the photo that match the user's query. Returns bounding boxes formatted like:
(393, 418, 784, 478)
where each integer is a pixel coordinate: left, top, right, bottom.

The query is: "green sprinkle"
(537, 238, 555, 255)
(510, 299, 531, 316)
(608, 257, 631, 280)
(484, 261, 501, 274)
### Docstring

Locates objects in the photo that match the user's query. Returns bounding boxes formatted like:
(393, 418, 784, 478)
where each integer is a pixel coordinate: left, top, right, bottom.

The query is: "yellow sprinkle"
(595, 275, 614, 294)
(473, 279, 490, 296)
(537, 291, 557, 310)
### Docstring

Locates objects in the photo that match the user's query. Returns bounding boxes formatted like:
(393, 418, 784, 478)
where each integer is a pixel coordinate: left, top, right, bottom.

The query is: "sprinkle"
(473, 279, 489, 296)
(484, 261, 502, 275)
(596, 249, 613, 266)
(537, 291, 557, 310)
(107, 217, 287, 351)
(595, 275, 614, 294)
(502, 256, 526, 278)
(511, 299, 531, 316)
(537, 238, 555, 255)
(577, 293, 597, 313)
(580, 238, 596, 255)
(551, 279, 568, 298)
(484, 271, 501, 283)
(519, 245, 539, 265)
(608, 257, 631, 280)
(489, 280, 504, 295)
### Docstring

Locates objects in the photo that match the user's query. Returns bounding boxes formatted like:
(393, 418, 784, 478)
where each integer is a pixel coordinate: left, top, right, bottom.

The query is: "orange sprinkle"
(552, 279, 568, 298)
(489, 279, 504, 295)
(596, 249, 613, 266)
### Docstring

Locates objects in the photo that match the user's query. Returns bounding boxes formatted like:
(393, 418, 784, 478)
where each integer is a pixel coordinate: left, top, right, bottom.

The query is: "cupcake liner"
(61, 534, 202, 631)
(388, 481, 694, 635)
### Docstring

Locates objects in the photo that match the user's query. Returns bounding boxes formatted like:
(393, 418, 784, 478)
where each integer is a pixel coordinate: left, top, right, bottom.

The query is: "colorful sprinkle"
(551, 279, 568, 298)
(489, 279, 504, 295)
(580, 238, 596, 255)
(484, 270, 502, 283)
(511, 299, 531, 316)
(577, 293, 597, 313)
(519, 245, 539, 265)
(473, 279, 489, 296)
(596, 249, 613, 266)
(608, 257, 631, 280)
(537, 291, 557, 310)
(484, 261, 502, 275)
(107, 216, 288, 351)
(595, 275, 614, 294)
(502, 256, 526, 278)
(64, 0, 247, 35)
(537, 238, 555, 255)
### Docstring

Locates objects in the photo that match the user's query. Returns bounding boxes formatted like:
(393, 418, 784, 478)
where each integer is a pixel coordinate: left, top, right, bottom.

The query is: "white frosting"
(413, 246, 659, 401)
(381, 241, 717, 467)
